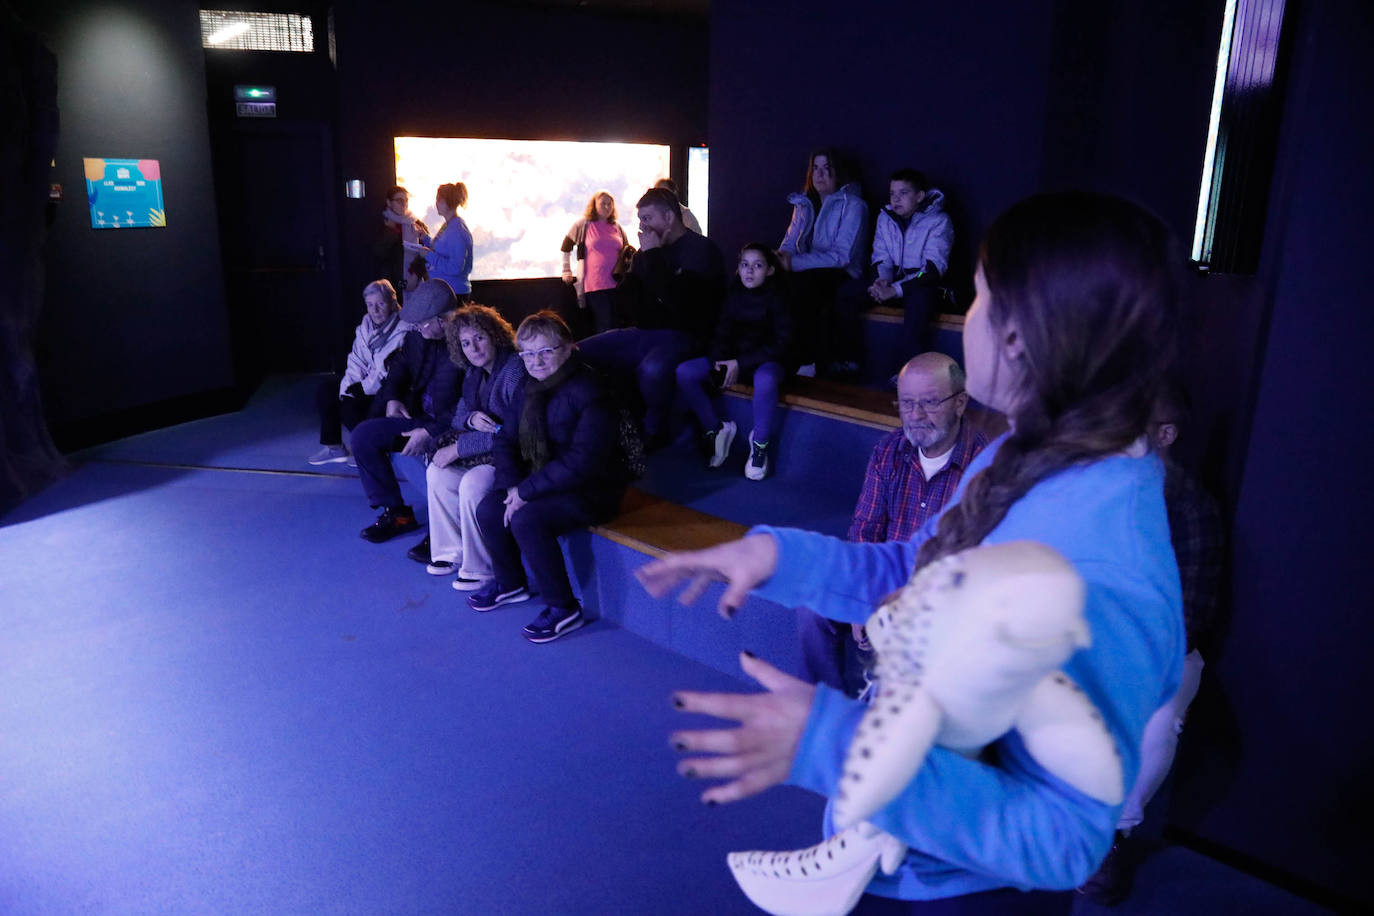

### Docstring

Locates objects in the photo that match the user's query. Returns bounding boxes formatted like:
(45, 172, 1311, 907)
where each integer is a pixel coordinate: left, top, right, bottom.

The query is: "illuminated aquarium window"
(395, 137, 671, 281)
(687, 146, 709, 237)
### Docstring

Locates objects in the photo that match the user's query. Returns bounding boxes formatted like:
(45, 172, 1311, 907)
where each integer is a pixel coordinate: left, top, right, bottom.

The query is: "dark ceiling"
(491, 0, 710, 19)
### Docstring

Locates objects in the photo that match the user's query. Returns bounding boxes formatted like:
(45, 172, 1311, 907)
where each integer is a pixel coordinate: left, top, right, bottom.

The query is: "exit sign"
(236, 101, 277, 118)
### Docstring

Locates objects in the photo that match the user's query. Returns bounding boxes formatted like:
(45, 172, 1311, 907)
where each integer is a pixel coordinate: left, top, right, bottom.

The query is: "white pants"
(425, 461, 497, 580)
(1118, 648, 1205, 831)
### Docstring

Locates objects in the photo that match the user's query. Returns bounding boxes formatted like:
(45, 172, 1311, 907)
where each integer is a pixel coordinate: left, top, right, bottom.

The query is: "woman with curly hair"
(411, 304, 526, 588)
(639, 191, 1185, 914)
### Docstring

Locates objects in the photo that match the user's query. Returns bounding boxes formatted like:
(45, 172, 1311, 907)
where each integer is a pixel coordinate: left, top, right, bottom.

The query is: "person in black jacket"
(469, 311, 629, 643)
(577, 187, 726, 448)
(675, 242, 793, 480)
(353, 280, 464, 543)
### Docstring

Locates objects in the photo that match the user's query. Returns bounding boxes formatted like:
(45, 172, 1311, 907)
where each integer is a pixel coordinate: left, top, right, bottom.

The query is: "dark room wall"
(330, 0, 710, 324)
(1169, 0, 1374, 907)
(23, 0, 235, 442)
(708, 0, 1059, 305)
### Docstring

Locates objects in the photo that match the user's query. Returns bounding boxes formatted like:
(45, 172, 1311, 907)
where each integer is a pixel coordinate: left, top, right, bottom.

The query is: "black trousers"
(317, 376, 377, 445)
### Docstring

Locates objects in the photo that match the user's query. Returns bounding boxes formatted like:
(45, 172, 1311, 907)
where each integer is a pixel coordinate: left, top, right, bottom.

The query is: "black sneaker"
(406, 535, 431, 564)
(522, 605, 584, 643)
(360, 506, 420, 543)
(467, 582, 533, 612)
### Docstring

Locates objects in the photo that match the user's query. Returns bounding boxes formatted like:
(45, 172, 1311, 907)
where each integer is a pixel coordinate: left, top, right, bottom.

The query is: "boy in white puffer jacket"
(869, 168, 953, 357)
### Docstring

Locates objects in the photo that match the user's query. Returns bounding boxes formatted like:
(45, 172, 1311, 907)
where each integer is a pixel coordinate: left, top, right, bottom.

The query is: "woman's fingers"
(740, 652, 808, 693)
(677, 750, 762, 780)
(634, 556, 695, 598)
(672, 688, 758, 722)
(677, 571, 719, 607)
(699, 766, 788, 805)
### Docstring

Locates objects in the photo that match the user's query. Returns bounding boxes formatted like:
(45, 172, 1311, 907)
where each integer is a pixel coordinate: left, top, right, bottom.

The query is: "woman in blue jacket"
(415, 182, 474, 297)
(639, 191, 1185, 913)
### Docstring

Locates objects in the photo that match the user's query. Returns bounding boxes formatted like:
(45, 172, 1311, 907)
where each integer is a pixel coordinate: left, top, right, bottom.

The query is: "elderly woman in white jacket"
(308, 279, 413, 465)
(777, 147, 869, 375)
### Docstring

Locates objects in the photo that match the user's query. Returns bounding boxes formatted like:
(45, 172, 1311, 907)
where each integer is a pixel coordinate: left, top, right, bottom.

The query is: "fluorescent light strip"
(1192, 0, 1239, 263)
(206, 21, 251, 45)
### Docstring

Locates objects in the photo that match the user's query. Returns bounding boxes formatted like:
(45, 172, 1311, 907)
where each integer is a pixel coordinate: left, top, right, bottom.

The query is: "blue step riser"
(563, 530, 805, 681)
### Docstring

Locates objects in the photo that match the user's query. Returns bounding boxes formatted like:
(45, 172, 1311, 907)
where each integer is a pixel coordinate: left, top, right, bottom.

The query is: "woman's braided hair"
(912, 191, 1182, 571)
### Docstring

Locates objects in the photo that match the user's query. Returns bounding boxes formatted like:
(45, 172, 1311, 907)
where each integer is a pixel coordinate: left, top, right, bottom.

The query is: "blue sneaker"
(522, 605, 585, 643)
(467, 582, 532, 612)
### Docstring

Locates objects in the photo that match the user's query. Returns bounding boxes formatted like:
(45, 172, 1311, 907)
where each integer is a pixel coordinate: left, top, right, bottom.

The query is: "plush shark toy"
(727, 540, 1124, 916)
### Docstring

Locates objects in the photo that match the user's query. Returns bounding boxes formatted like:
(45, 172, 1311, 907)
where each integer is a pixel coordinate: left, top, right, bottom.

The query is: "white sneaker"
(707, 420, 737, 468)
(308, 444, 349, 465)
(452, 575, 487, 592)
(796, 363, 817, 378)
(745, 433, 770, 481)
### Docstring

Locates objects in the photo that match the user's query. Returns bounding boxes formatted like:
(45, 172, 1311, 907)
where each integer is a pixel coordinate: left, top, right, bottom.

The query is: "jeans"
(351, 415, 430, 511)
(676, 357, 785, 442)
(577, 327, 698, 441)
(475, 487, 620, 610)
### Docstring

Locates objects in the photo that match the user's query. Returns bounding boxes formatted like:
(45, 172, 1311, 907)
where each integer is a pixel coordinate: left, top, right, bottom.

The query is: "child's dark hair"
(739, 242, 782, 273)
(912, 191, 1182, 571)
(889, 168, 928, 191)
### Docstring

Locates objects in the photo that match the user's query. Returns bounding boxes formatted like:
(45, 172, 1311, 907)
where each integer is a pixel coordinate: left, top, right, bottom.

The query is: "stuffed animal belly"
(728, 541, 1123, 916)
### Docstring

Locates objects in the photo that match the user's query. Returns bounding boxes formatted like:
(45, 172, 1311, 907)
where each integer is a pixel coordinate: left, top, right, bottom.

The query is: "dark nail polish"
(684, 767, 698, 779)
(705, 799, 718, 807)
(742, 649, 756, 659)
(674, 741, 688, 752)
(722, 605, 735, 619)
(672, 696, 685, 709)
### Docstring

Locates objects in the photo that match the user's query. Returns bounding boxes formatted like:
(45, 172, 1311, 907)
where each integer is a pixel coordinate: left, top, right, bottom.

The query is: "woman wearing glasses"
(639, 192, 1185, 914)
(469, 311, 630, 643)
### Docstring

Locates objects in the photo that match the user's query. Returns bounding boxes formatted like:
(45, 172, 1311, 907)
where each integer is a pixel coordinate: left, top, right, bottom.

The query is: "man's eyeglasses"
(518, 345, 566, 362)
(892, 391, 963, 414)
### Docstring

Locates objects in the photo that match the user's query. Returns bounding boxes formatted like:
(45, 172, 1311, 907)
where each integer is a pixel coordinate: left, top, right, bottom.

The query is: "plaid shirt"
(848, 419, 990, 544)
(1164, 460, 1225, 651)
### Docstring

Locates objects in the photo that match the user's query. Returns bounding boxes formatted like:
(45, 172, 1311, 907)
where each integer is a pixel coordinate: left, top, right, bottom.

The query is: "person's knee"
(676, 358, 707, 386)
(457, 466, 494, 507)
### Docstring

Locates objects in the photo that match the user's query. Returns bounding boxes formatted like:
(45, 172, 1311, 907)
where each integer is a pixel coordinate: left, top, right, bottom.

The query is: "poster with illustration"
(83, 158, 166, 229)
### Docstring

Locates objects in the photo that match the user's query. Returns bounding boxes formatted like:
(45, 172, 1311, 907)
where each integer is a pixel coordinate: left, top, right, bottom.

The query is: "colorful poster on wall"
(83, 158, 166, 229)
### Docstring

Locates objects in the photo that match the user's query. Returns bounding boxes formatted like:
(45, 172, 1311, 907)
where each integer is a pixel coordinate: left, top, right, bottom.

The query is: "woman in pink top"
(560, 190, 632, 334)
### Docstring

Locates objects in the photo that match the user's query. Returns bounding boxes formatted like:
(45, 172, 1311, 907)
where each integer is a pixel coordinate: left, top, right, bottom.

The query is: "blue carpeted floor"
(0, 377, 1332, 914)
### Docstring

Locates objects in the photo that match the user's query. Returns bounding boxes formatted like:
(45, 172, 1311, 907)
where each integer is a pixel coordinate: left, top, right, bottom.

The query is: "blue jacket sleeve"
(428, 218, 473, 283)
(751, 525, 926, 624)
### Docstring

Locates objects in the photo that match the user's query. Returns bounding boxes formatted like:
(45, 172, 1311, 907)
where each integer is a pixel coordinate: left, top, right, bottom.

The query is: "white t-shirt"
(917, 445, 953, 480)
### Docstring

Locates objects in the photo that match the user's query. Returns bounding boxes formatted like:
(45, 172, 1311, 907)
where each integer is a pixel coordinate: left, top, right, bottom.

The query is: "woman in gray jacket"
(778, 147, 869, 374)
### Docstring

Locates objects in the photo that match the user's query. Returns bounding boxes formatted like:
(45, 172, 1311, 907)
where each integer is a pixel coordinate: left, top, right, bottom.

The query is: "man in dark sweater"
(577, 187, 726, 447)
(352, 279, 463, 542)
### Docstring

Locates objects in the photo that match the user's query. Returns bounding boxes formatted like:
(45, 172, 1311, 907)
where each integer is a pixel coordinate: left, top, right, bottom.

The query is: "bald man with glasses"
(799, 352, 991, 695)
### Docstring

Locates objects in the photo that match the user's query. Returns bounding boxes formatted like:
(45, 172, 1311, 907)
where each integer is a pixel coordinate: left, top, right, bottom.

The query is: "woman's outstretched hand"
(635, 533, 779, 619)
(670, 652, 816, 805)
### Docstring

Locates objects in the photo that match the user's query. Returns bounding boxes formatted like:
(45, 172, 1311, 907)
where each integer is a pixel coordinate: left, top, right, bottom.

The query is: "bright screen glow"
(395, 137, 671, 280)
(687, 146, 709, 237)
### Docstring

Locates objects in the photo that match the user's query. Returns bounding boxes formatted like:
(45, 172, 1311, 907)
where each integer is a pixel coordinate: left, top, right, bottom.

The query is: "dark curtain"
(0, 13, 64, 513)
